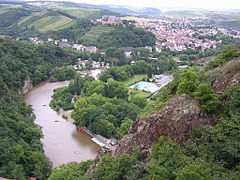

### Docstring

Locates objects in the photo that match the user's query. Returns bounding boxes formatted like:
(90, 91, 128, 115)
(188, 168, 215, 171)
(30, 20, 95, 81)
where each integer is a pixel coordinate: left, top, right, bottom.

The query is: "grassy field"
(128, 89, 151, 99)
(50, 6, 100, 18)
(64, 8, 100, 18)
(122, 74, 148, 87)
(81, 25, 115, 44)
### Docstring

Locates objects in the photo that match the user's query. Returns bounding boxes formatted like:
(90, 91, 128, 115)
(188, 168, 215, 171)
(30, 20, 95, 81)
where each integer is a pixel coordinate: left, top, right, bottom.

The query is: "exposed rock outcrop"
(113, 95, 216, 157)
(19, 77, 33, 94)
(211, 58, 240, 93)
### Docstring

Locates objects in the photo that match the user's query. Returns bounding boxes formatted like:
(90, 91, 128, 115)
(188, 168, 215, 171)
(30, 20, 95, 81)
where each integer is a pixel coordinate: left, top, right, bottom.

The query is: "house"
(61, 38, 68, 43)
(178, 65, 188, 70)
(48, 38, 53, 42)
(29, 37, 44, 45)
(123, 47, 133, 57)
(102, 15, 120, 22)
(73, 44, 85, 51)
(155, 45, 162, 52)
(147, 57, 158, 61)
(85, 46, 98, 53)
(54, 40, 59, 45)
(145, 46, 153, 52)
(101, 15, 121, 24)
(59, 42, 71, 48)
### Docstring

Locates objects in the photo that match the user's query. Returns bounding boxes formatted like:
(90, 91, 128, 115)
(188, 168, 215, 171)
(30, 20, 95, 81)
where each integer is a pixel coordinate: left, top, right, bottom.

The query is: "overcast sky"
(66, 0, 240, 10)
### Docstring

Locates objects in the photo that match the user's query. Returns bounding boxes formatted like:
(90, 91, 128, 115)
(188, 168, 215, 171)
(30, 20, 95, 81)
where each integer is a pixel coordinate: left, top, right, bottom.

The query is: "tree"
(193, 83, 221, 112)
(108, 67, 128, 81)
(224, 85, 240, 116)
(68, 74, 94, 95)
(50, 66, 76, 82)
(116, 118, 133, 139)
(103, 79, 129, 99)
(130, 97, 147, 108)
(132, 48, 150, 60)
(88, 151, 143, 180)
(186, 114, 240, 170)
(97, 27, 156, 49)
(179, 54, 189, 61)
(48, 161, 92, 180)
(98, 71, 112, 82)
(105, 47, 126, 66)
(29, 152, 52, 180)
(82, 81, 105, 96)
(177, 69, 200, 95)
(131, 60, 149, 74)
(49, 86, 74, 111)
(95, 119, 115, 137)
(146, 137, 190, 180)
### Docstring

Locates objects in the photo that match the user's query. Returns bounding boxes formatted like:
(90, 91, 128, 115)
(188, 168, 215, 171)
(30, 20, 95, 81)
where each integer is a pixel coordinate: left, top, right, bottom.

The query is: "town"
(27, 14, 240, 56)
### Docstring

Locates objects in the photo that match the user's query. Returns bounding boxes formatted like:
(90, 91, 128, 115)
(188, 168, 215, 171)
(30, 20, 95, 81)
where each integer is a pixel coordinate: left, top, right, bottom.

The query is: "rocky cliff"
(113, 95, 217, 157)
(19, 77, 33, 94)
(210, 57, 240, 93)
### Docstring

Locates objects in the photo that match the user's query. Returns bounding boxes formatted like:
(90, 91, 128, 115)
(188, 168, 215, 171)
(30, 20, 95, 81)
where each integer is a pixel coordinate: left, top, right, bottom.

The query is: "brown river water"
(24, 80, 100, 167)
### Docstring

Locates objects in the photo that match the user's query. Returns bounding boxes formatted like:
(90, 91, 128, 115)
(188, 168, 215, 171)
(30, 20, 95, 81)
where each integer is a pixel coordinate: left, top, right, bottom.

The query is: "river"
(24, 71, 102, 167)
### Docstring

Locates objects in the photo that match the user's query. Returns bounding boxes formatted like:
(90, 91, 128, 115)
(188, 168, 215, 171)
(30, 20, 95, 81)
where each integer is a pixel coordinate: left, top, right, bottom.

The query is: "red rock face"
(113, 95, 215, 157)
(212, 58, 240, 94)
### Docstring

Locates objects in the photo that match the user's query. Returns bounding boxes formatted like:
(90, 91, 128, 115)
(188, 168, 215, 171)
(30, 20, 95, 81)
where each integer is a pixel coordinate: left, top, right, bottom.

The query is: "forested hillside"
(96, 27, 156, 49)
(0, 38, 78, 180)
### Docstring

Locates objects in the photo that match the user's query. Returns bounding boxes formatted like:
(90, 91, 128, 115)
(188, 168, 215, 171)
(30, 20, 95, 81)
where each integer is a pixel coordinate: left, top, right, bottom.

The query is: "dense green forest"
(0, 8, 30, 27)
(0, 38, 77, 95)
(96, 27, 156, 49)
(48, 46, 240, 179)
(0, 38, 78, 180)
(71, 78, 141, 138)
(49, 74, 95, 111)
(50, 66, 76, 82)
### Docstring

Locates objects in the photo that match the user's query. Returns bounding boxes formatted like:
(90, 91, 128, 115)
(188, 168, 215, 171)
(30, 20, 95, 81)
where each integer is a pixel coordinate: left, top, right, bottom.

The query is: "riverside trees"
(71, 79, 140, 138)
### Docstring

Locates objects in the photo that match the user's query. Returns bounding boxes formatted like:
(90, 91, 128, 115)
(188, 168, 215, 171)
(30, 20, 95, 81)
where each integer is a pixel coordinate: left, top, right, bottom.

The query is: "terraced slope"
(28, 15, 74, 32)
(0, 5, 100, 33)
(82, 25, 115, 44)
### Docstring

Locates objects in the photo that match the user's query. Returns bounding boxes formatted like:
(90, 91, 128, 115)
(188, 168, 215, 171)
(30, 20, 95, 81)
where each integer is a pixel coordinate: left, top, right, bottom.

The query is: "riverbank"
(58, 108, 117, 152)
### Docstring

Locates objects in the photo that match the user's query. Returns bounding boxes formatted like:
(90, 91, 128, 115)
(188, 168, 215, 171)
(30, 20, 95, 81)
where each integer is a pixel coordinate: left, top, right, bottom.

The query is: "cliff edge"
(113, 95, 217, 157)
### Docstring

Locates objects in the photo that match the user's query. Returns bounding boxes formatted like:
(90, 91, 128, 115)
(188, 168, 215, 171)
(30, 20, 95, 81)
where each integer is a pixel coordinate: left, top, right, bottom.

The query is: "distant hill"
(21, 0, 162, 17)
(161, 10, 206, 18)
(0, 1, 119, 39)
(90, 5, 162, 17)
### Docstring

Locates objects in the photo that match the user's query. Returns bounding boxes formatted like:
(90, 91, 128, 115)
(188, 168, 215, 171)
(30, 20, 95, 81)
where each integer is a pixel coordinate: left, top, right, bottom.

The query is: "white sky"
(67, 0, 240, 10)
